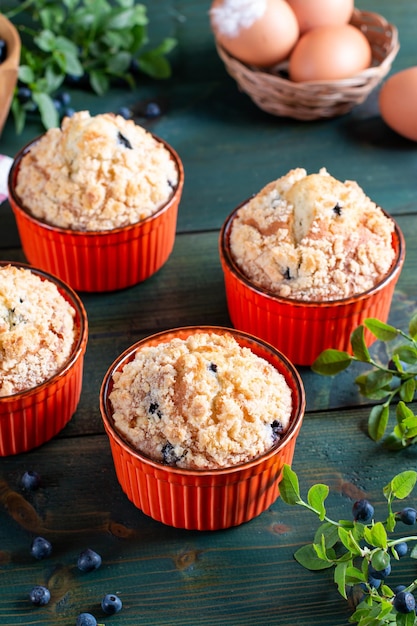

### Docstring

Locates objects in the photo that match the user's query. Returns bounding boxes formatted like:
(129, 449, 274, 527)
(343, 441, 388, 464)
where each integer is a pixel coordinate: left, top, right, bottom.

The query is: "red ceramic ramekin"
(0, 261, 88, 455)
(100, 326, 305, 531)
(8, 135, 184, 292)
(219, 204, 406, 366)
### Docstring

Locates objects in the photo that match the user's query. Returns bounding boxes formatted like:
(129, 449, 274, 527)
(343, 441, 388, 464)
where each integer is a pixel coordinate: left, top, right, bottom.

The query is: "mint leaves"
(311, 314, 417, 449)
(280, 465, 417, 625)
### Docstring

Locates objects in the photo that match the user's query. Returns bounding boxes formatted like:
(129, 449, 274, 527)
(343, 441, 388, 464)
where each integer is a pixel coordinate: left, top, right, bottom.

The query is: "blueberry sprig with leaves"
(280, 464, 417, 625)
(4, 0, 177, 133)
(312, 314, 417, 450)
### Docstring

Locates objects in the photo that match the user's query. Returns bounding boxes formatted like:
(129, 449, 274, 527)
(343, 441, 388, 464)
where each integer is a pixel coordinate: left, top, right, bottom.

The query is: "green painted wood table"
(0, 1, 417, 624)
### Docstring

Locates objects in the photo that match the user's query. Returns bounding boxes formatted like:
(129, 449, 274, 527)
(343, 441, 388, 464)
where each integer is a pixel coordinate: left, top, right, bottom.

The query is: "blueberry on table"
(29, 585, 51, 606)
(144, 101, 161, 118)
(21, 470, 41, 490)
(117, 106, 132, 119)
(75, 613, 97, 626)
(30, 536, 52, 560)
(352, 498, 374, 523)
(393, 590, 416, 614)
(77, 548, 102, 572)
(101, 593, 123, 615)
(399, 507, 417, 525)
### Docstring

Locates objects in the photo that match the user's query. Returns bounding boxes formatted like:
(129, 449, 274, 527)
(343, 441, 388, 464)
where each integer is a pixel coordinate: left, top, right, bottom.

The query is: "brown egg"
(289, 24, 372, 82)
(210, 0, 299, 67)
(286, 0, 354, 34)
(379, 67, 417, 142)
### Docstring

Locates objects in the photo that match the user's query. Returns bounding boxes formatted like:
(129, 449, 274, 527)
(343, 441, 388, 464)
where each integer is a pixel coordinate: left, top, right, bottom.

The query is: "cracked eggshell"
(210, 0, 299, 67)
(379, 67, 417, 142)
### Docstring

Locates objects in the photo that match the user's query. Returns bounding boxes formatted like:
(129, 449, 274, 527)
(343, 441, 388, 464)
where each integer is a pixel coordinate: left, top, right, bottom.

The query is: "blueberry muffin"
(229, 168, 396, 301)
(0, 265, 76, 396)
(14, 110, 179, 231)
(109, 331, 293, 469)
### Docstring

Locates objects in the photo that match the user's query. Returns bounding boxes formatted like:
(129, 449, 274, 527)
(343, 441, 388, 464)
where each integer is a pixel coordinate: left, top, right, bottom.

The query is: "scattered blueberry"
(399, 507, 417, 525)
(30, 536, 52, 560)
(101, 593, 123, 615)
(77, 548, 102, 572)
(29, 585, 51, 606)
(0, 39, 7, 64)
(162, 441, 181, 465)
(16, 86, 33, 104)
(369, 563, 391, 580)
(64, 107, 76, 118)
(117, 106, 132, 120)
(21, 470, 41, 490)
(144, 101, 161, 119)
(393, 590, 416, 614)
(352, 499, 375, 523)
(56, 91, 71, 107)
(75, 613, 97, 626)
(394, 542, 408, 558)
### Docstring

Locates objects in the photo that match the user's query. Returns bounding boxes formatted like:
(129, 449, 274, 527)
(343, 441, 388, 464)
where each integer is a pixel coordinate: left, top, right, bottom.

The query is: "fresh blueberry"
(75, 613, 97, 626)
(352, 499, 374, 523)
(30, 536, 52, 560)
(394, 585, 407, 594)
(393, 590, 416, 614)
(29, 585, 51, 606)
(394, 542, 408, 558)
(64, 107, 76, 118)
(368, 575, 382, 589)
(369, 563, 391, 580)
(399, 507, 417, 525)
(56, 92, 71, 107)
(21, 470, 41, 490)
(16, 86, 33, 104)
(117, 106, 132, 120)
(77, 548, 102, 572)
(101, 593, 123, 615)
(144, 101, 161, 118)
(0, 39, 7, 64)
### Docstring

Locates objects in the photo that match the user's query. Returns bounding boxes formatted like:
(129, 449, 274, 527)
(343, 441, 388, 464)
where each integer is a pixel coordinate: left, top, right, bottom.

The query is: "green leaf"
(393, 345, 417, 364)
(409, 313, 417, 340)
(356, 370, 393, 396)
(334, 562, 348, 599)
(399, 379, 416, 403)
(137, 53, 172, 79)
(351, 326, 371, 362)
(338, 527, 362, 556)
(345, 564, 366, 585)
(363, 522, 388, 549)
(364, 318, 399, 341)
(18, 65, 35, 83)
(307, 484, 329, 521)
(89, 70, 110, 95)
(396, 612, 417, 626)
(311, 349, 353, 376)
(294, 544, 334, 570)
(32, 92, 59, 129)
(34, 29, 57, 53)
(383, 433, 405, 451)
(106, 51, 131, 74)
(383, 470, 417, 501)
(314, 522, 339, 549)
(279, 464, 301, 505)
(370, 549, 390, 571)
(368, 404, 390, 441)
(409, 544, 417, 559)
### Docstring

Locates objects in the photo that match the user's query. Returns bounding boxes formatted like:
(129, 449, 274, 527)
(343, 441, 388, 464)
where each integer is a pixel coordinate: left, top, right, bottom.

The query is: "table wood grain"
(0, 1, 417, 624)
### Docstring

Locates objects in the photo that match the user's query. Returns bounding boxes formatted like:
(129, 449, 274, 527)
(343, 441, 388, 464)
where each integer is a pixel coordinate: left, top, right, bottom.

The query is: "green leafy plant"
(4, 0, 177, 132)
(312, 314, 417, 450)
(280, 464, 417, 625)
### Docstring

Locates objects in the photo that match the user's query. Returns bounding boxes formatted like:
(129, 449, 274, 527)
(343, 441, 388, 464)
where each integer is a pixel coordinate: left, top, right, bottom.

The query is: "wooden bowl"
(0, 14, 20, 135)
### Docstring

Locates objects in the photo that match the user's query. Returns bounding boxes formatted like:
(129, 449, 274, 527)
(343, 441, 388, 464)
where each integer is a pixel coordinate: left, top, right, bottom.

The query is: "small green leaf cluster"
(280, 465, 417, 626)
(4, 0, 177, 132)
(312, 314, 417, 449)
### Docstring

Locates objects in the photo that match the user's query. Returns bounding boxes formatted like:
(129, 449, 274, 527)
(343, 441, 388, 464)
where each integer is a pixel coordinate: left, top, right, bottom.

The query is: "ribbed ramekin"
(219, 204, 405, 366)
(100, 326, 305, 531)
(0, 261, 88, 455)
(8, 135, 184, 292)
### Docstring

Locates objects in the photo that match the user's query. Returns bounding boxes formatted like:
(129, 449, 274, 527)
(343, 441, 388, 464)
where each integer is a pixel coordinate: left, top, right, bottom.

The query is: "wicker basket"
(215, 9, 399, 120)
